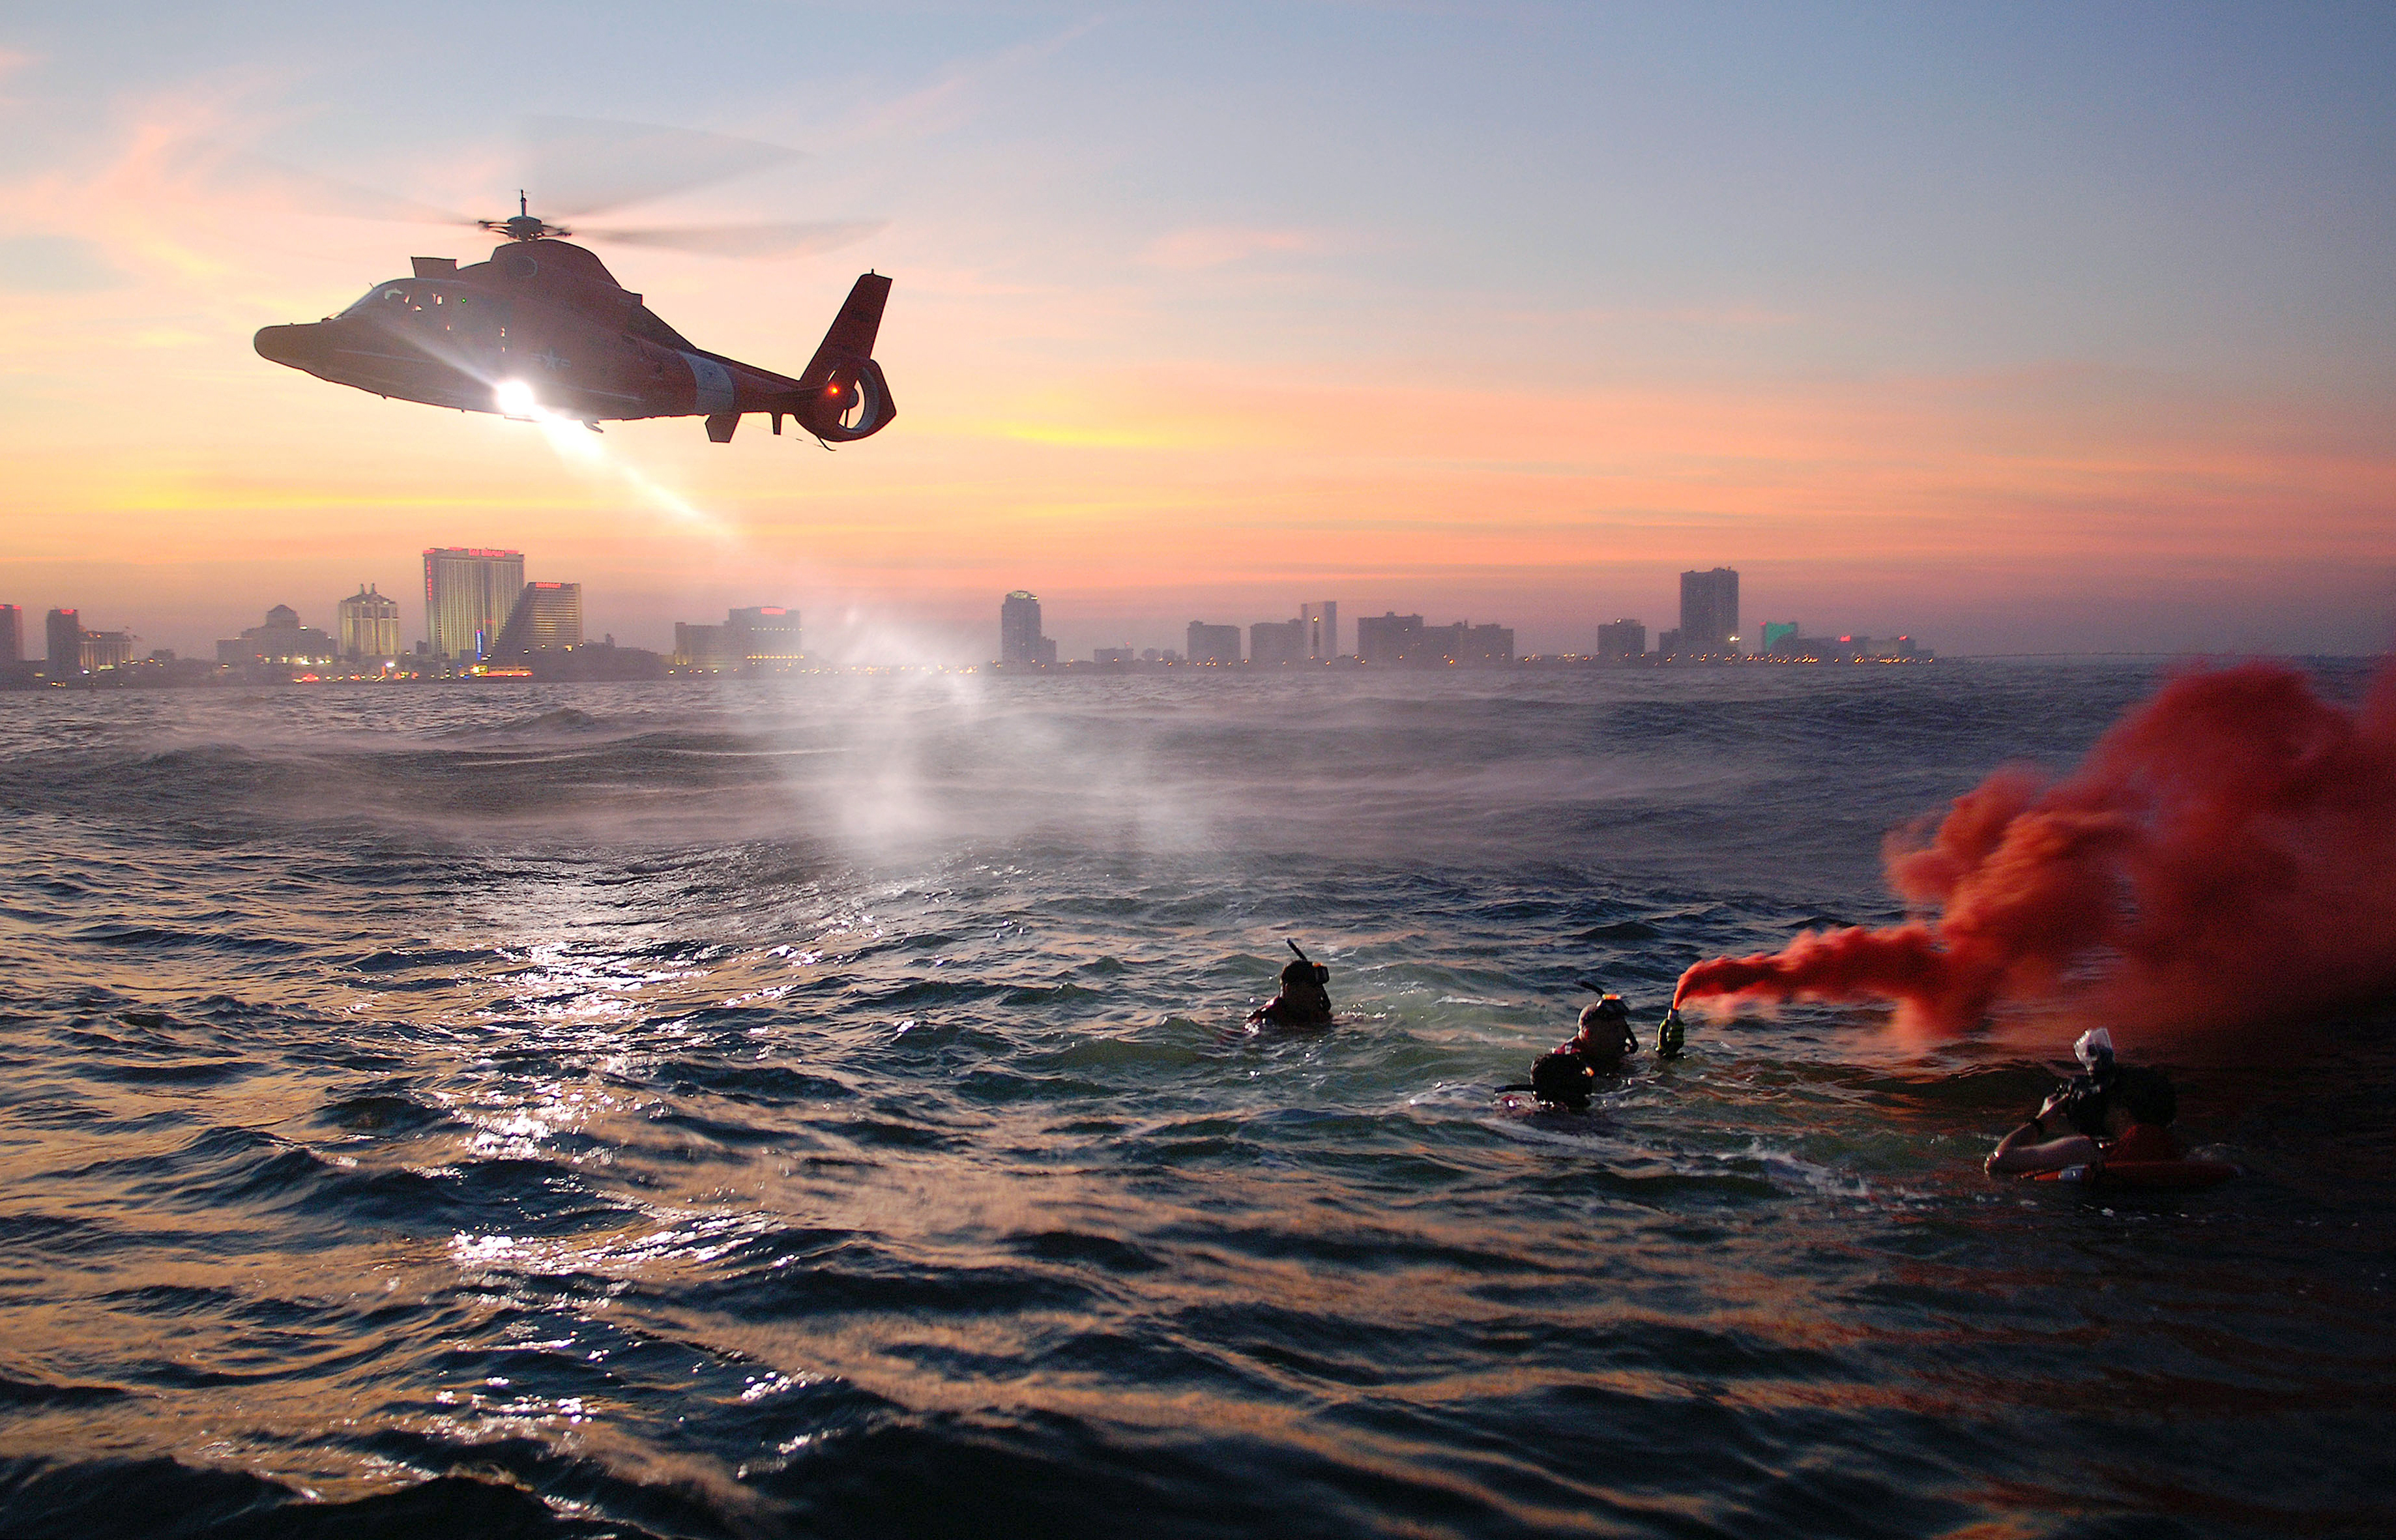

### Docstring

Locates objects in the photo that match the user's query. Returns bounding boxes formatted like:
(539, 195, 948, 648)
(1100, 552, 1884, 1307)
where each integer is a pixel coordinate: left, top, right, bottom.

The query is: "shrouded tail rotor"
(804, 357, 895, 441)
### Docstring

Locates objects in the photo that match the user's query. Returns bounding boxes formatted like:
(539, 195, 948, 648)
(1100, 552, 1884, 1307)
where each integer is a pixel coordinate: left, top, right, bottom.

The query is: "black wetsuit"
(1527, 1019, 1635, 1109)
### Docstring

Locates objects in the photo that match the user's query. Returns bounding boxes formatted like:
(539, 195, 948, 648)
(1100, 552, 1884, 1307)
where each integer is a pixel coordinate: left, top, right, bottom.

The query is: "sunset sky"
(3, 2, 2392, 661)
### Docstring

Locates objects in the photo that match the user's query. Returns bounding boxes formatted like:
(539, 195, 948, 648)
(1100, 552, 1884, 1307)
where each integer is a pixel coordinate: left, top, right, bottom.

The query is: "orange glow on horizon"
(1, 87, 2389, 658)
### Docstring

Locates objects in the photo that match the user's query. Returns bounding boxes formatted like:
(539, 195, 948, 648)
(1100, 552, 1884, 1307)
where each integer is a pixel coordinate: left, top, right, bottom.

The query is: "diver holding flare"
(1504, 984, 1684, 1111)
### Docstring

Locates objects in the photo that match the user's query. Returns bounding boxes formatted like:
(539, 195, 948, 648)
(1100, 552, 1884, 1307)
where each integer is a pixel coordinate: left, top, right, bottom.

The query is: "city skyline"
(2, 551, 1962, 671)
(6, 566, 1957, 678)
(7, 544, 2381, 669)
(1, 7, 2389, 661)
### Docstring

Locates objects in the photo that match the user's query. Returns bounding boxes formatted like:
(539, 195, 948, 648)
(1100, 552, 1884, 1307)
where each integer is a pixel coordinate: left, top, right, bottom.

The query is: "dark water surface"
(1, 662, 2388, 1539)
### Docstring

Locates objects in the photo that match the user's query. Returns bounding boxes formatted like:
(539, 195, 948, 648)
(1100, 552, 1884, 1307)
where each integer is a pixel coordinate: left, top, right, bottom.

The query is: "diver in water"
(1248, 940, 1333, 1028)
(1985, 1027, 2182, 1176)
(1513, 989, 1639, 1111)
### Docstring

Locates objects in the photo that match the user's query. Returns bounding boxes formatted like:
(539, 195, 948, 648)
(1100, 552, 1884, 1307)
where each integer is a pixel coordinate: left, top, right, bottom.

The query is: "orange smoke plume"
(1674, 660, 2396, 1036)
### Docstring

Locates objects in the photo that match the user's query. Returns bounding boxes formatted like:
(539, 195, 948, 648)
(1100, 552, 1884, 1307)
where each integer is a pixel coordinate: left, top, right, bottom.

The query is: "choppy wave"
(0, 662, 2390, 1539)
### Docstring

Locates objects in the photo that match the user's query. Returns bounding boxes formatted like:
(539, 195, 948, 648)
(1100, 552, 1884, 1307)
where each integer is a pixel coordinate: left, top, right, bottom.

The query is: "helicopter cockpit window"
(341, 285, 411, 316)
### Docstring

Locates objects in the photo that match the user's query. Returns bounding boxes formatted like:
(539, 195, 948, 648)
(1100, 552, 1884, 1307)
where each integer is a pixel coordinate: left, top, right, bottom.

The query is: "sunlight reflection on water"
(0, 663, 2389, 1538)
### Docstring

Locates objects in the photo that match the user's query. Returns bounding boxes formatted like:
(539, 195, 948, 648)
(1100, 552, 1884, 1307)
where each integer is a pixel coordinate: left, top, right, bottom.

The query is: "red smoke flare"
(1674, 660, 2396, 1038)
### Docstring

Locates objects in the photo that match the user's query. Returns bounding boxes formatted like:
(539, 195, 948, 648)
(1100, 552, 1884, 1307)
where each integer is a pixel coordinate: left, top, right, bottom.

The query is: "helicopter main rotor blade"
(521, 116, 804, 219)
(575, 220, 887, 258)
(171, 143, 478, 229)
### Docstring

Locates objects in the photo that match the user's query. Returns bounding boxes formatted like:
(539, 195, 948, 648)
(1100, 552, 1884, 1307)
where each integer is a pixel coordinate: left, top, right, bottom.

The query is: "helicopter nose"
(254, 323, 322, 370)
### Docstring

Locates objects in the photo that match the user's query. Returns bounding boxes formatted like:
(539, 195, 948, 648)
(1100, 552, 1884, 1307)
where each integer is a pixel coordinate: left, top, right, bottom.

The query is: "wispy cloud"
(0, 235, 129, 292)
(840, 17, 1105, 147)
(1141, 225, 1322, 270)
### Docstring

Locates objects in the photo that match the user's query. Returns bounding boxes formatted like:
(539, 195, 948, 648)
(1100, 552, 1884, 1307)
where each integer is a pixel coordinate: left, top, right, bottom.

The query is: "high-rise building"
(1000, 591, 1055, 665)
(423, 547, 525, 659)
(1186, 622, 1242, 664)
(673, 621, 735, 669)
(728, 606, 801, 662)
(1679, 568, 1740, 654)
(1355, 612, 1424, 666)
(1250, 618, 1306, 667)
(1596, 618, 1645, 658)
(217, 605, 337, 666)
(0, 605, 20, 665)
(674, 605, 804, 670)
(337, 583, 403, 659)
(492, 582, 583, 657)
(80, 630, 139, 671)
(44, 609, 80, 678)
(1356, 613, 1513, 667)
(1418, 621, 1514, 666)
(1300, 601, 1339, 660)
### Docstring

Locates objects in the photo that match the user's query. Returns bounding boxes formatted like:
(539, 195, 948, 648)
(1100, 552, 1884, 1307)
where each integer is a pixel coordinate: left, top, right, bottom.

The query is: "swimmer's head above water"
(1281, 940, 1330, 995)
(2051, 1026, 2124, 1136)
(1248, 939, 1334, 1028)
(1572, 992, 1636, 1068)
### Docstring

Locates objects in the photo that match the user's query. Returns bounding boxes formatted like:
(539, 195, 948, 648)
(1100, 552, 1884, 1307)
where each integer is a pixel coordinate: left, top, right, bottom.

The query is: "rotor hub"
(480, 193, 570, 242)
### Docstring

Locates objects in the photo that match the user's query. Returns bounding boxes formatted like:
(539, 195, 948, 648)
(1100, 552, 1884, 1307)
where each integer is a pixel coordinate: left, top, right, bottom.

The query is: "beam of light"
(396, 332, 737, 544)
(484, 386, 738, 545)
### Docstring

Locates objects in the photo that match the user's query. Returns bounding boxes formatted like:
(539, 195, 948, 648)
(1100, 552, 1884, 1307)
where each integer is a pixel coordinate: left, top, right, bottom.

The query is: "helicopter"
(253, 192, 892, 445)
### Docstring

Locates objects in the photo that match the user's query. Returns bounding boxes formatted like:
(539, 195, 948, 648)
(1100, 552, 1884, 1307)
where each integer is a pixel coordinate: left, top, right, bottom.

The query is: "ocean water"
(0, 661, 2388, 1539)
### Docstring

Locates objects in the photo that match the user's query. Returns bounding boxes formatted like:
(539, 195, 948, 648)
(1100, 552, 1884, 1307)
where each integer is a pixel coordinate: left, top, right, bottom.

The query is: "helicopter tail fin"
(784, 273, 895, 442)
(802, 273, 890, 381)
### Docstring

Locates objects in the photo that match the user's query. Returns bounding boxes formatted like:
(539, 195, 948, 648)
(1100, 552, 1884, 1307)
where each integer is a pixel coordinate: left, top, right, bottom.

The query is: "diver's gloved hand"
(1656, 1008, 1685, 1060)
